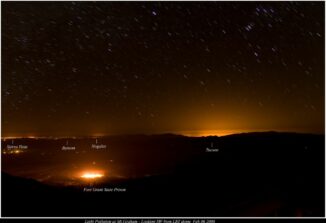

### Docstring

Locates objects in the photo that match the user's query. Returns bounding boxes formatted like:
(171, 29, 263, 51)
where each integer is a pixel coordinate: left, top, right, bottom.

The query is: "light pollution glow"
(80, 170, 104, 180)
(1, 106, 324, 138)
(80, 171, 104, 179)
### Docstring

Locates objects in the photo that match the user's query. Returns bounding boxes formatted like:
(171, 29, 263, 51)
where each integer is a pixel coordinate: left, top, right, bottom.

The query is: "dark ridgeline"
(2, 2, 324, 218)
(1, 132, 325, 217)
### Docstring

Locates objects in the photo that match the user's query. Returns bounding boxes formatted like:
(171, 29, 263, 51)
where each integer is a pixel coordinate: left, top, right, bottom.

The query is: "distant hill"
(2, 132, 324, 217)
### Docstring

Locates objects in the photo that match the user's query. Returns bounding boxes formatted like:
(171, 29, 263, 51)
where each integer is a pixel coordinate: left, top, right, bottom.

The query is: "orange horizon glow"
(1, 128, 323, 140)
(177, 129, 249, 137)
(176, 128, 324, 137)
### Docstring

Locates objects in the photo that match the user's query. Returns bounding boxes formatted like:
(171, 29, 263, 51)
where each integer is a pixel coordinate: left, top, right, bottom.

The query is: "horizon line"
(1, 130, 324, 140)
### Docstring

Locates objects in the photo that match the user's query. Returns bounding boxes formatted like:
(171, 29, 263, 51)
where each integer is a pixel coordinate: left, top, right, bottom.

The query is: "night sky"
(2, 2, 325, 137)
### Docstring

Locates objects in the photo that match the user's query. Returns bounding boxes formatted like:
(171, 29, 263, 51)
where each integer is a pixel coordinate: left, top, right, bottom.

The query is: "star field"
(2, 2, 324, 137)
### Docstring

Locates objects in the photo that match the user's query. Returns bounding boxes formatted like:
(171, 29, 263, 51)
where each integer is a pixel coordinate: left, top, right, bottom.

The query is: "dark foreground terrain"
(2, 132, 325, 217)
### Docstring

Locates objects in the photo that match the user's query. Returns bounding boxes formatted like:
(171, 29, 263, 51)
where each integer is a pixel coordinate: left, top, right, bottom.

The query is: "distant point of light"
(91, 133, 106, 137)
(26, 136, 37, 139)
(3, 150, 23, 155)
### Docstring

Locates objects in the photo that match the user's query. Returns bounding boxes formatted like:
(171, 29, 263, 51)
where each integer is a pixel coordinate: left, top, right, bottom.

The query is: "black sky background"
(2, 2, 325, 137)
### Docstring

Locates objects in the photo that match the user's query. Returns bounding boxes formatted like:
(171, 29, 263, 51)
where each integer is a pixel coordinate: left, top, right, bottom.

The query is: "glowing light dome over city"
(80, 171, 104, 179)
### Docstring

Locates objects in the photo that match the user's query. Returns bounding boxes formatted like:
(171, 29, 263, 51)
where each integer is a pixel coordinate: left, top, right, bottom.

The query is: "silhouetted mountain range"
(2, 132, 325, 217)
